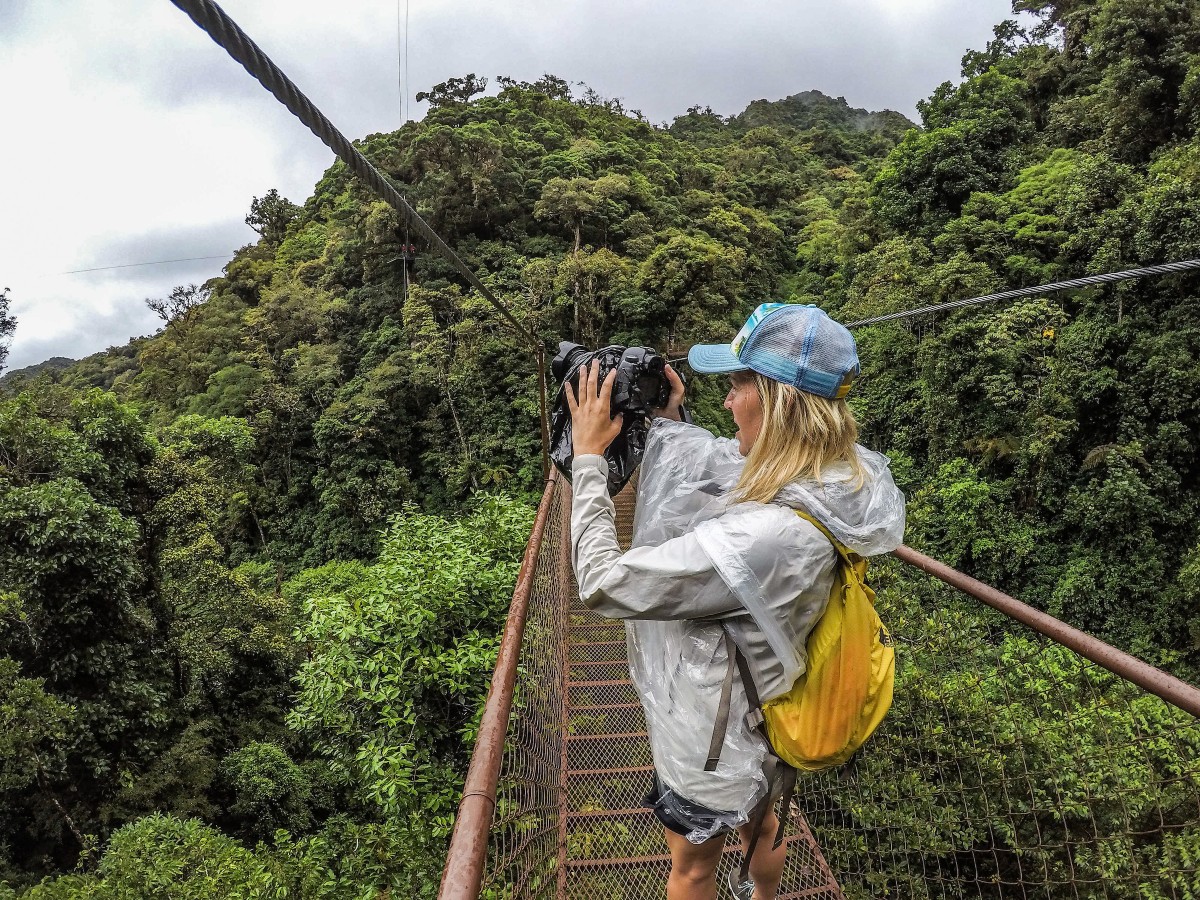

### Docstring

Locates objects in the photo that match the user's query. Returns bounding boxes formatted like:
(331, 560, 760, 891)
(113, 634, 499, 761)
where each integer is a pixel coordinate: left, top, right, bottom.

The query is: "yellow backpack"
(762, 510, 894, 771)
(705, 509, 894, 774)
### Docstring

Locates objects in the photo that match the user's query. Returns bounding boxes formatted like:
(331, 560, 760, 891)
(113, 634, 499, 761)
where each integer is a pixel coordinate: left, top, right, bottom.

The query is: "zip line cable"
(169, 8, 1200, 358)
(396, 0, 406, 123)
(390, 0, 411, 123)
(665, 257, 1200, 365)
(842, 258, 1200, 329)
(404, 0, 411, 124)
(168, 0, 537, 349)
(56, 255, 234, 275)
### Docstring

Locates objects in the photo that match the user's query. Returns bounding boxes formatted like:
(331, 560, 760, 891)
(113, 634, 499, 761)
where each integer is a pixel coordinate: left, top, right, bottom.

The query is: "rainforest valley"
(2, 0, 1200, 895)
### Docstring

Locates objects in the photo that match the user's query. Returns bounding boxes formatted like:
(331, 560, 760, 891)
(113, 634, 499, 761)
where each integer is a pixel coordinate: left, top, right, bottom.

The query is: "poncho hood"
(773, 447, 906, 556)
(636, 419, 905, 557)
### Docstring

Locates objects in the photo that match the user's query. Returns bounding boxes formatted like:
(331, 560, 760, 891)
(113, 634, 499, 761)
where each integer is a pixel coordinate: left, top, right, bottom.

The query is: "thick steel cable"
(396, 0, 412, 124)
(168, 0, 535, 347)
(59, 254, 234, 275)
(664, 258, 1200, 365)
(843, 258, 1200, 328)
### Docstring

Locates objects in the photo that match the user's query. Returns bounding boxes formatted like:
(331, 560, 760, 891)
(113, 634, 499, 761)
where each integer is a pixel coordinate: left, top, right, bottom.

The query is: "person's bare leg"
(664, 827, 726, 900)
(736, 811, 786, 900)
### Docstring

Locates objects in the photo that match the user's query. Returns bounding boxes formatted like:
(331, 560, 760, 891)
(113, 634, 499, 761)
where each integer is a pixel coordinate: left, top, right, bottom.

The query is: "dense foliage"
(3, 0, 1200, 894)
(0, 387, 531, 893)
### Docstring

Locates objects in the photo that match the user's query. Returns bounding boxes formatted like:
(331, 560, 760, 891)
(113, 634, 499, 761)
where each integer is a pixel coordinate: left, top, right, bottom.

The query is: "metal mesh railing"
(474, 475, 572, 899)
(446, 480, 1200, 899)
(796, 555, 1200, 900)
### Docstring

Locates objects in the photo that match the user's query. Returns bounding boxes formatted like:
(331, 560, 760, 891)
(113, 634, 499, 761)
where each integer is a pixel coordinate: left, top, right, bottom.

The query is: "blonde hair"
(734, 371, 865, 504)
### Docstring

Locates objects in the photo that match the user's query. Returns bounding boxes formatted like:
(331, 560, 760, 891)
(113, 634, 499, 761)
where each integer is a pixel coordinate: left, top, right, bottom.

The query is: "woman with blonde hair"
(566, 303, 905, 900)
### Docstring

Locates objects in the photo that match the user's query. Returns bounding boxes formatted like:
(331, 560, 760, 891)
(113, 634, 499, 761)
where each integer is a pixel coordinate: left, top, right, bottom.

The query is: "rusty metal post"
(439, 471, 560, 900)
(892, 544, 1200, 718)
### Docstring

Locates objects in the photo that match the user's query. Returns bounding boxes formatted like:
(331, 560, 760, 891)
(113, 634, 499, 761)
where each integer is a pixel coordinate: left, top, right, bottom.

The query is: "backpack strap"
(704, 631, 738, 771)
(732, 642, 791, 827)
(711, 512, 844, 891)
(730, 637, 792, 881)
(708, 508, 840, 771)
(796, 508, 868, 588)
(731, 635, 765, 729)
(705, 631, 794, 893)
(793, 508, 847, 557)
(706, 630, 766, 772)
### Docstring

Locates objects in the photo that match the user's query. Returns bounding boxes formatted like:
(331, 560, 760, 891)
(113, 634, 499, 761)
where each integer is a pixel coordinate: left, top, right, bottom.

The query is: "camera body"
(549, 341, 679, 496)
(552, 342, 670, 418)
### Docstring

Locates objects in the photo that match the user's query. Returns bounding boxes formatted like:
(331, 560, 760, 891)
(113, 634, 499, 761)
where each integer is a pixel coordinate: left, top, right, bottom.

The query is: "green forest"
(2, 0, 1199, 895)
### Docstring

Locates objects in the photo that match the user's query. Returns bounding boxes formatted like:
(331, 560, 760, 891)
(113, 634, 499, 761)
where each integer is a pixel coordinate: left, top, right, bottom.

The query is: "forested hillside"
(2, 0, 1199, 895)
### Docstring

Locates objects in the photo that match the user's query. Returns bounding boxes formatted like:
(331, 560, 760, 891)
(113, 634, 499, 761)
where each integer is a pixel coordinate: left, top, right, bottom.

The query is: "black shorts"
(642, 774, 739, 839)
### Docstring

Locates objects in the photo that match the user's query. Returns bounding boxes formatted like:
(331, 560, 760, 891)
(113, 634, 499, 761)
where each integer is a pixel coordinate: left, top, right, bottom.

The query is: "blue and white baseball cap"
(687, 303, 860, 399)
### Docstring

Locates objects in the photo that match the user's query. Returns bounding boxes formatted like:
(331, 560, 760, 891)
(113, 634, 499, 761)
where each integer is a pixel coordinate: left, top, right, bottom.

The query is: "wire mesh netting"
(794, 556, 1200, 899)
(476, 482, 1200, 899)
(480, 477, 843, 899)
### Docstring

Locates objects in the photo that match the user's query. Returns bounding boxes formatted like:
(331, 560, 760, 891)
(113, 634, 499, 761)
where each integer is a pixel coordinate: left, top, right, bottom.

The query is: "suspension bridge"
(439, 473, 1200, 899)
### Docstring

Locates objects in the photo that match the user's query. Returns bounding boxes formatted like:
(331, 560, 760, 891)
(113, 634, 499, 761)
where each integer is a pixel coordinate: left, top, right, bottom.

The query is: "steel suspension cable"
(663, 257, 1200, 365)
(58, 254, 234, 275)
(404, 0, 411, 124)
(395, 0, 412, 124)
(843, 257, 1200, 328)
(168, 0, 536, 348)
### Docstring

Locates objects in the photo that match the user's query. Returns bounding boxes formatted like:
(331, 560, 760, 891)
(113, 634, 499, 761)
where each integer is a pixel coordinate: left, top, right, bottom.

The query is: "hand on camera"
(650, 364, 686, 421)
(565, 360, 623, 457)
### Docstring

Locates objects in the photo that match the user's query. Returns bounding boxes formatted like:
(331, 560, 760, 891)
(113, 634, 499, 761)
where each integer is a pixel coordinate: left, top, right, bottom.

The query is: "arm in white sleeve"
(570, 455, 741, 620)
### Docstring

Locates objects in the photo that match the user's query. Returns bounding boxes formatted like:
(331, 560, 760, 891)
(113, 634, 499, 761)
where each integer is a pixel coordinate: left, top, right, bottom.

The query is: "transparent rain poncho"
(622, 419, 906, 841)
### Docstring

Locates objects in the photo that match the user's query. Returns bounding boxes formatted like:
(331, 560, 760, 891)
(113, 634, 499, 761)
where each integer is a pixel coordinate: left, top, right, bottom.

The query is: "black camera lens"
(552, 341, 588, 382)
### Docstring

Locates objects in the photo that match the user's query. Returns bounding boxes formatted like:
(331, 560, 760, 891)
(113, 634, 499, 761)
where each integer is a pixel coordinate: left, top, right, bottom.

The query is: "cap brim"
(688, 343, 750, 373)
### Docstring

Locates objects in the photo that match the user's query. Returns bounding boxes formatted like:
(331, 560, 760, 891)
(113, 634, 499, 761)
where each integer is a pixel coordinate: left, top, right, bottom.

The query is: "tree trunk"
(443, 372, 478, 490)
(35, 761, 93, 865)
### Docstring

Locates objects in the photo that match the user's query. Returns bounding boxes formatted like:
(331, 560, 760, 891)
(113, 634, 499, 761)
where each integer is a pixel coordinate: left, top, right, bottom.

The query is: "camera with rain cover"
(549, 341, 686, 495)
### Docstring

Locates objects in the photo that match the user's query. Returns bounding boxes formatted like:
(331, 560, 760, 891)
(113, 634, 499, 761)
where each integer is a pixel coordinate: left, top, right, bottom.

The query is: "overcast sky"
(0, 0, 1019, 370)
